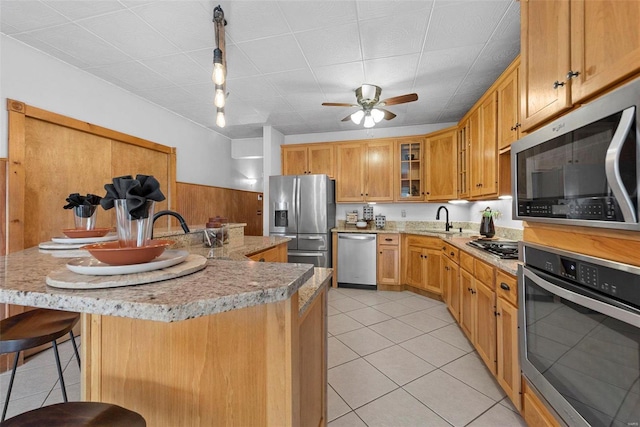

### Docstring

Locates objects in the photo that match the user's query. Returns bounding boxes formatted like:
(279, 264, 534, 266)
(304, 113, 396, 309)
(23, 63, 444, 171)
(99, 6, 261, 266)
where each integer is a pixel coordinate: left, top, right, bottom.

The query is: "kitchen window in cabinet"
(396, 138, 424, 201)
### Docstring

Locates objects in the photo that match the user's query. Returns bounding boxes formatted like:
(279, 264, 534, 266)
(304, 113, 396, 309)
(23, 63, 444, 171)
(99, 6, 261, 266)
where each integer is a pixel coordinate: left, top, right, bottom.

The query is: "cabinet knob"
(553, 80, 565, 89)
(500, 282, 510, 291)
(442, 246, 446, 251)
(379, 251, 383, 254)
(450, 252, 455, 257)
(258, 258, 266, 262)
(566, 70, 580, 80)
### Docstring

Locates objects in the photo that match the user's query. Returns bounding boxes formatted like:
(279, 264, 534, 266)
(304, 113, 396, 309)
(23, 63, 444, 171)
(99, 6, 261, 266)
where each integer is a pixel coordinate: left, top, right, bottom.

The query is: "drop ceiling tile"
(181, 83, 215, 105)
(491, 1, 521, 41)
(0, 22, 20, 35)
(79, 10, 179, 59)
(356, 0, 434, 21)
(275, 123, 317, 135)
(418, 44, 484, 77)
(264, 69, 321, 96)
(359, 11, 428, 60)
(11, 32, 90, 68)
(15, 23, 132, 66)
(252, 96, 295, 115)
(218, 1, 289, 43)
(133, 1, 213, 51)
(285, 92, 333, 112)
(89, 61, 174, 92)
(224, 44, 261, 79)
(119, 1, 156, 8)
(0, 1, 68, 32)
(132, 85, 194, 108)
(363, 54, 419, 91)
(279, 1, 357, 32)
(225, 75, 279, 101)
(47, 1, 125, 20)
(236, 34, 307, 74)
(424, 1, 510, 51)
(140, 53, 207, 86)
(469, 39, 519, 75)
(295, 22, 361, 67)
(314, 62, 365, 94)
(414, 74, 465, 100)
(265, 111, 305, 126)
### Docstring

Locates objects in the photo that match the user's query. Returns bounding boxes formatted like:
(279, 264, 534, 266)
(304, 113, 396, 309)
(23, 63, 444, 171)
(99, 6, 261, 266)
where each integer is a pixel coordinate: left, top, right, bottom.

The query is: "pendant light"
(214, 85, 225, 108)
(212, 5, 227, 128)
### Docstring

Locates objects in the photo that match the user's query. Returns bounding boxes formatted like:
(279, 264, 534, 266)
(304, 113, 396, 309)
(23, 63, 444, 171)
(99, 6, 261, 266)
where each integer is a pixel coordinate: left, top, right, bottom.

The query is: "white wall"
(0, 35, 258, 193)
(262, 125, 284, 235)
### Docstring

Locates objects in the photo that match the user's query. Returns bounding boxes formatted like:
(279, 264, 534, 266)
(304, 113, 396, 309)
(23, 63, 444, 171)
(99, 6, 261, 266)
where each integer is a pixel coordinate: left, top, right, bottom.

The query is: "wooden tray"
(45, 254, 207, 290)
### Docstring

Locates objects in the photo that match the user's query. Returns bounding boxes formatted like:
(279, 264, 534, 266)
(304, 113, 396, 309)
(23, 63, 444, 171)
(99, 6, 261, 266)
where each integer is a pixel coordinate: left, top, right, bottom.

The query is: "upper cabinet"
(336, 140, 394, 203)
(496, 60, 520, 151)
(520, 0, 640, 132)
(281, 144, 334, 177)
(425, 127, 457, 201)
(396, 137, 425, 202)
(467, 93, 498, 199)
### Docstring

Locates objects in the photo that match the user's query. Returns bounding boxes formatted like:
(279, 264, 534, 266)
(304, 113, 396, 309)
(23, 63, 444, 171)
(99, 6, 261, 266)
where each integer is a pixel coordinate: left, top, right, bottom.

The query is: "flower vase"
(479, 215, 495, 238)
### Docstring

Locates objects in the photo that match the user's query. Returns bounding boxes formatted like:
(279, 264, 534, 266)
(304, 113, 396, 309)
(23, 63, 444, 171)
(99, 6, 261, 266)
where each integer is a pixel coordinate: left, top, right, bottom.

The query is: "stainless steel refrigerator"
(269, 174, 335, 267)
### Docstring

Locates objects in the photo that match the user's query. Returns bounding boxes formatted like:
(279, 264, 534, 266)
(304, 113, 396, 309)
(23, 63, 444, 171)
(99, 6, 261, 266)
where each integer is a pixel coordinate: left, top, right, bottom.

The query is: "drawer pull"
(500, 282, 510, 291)
(385, 238, 393, 242)
(258, 258, 266, 262)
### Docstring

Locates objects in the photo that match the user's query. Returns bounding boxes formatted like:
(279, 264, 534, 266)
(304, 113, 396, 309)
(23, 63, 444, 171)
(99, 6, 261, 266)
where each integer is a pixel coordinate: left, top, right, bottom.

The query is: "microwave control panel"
(518, 197, 620, 220)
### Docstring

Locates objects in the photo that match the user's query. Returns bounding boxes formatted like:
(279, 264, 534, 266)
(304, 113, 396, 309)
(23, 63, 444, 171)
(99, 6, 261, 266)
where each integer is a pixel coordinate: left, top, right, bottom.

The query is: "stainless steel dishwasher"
(337, 233, 377, 288)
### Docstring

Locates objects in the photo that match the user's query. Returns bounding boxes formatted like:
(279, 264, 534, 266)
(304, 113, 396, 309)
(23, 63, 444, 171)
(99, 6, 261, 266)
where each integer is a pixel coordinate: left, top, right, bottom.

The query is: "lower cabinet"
(496, 271, 521, 411)
(522, 380, 562, 427)
(377, 234, 400, 287)
(247, 242, 287, 262)
(404, 236, 443, 295)
(442, 256, 460, 321)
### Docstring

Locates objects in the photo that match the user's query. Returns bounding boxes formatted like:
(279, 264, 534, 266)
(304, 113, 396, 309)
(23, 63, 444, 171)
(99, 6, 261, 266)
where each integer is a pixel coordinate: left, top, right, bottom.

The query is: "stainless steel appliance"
(337, 233, 377, 288)
(467, 239, 519, 259)
(519, 242, 640, 426)
(511, 76, 640, 230)
(269, 174, 335, 267)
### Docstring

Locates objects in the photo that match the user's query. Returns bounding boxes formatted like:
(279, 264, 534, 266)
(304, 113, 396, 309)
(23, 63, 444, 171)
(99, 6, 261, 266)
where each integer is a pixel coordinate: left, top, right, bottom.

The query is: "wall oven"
(511, 77, 640, 230)
(519, 243, 640, 426)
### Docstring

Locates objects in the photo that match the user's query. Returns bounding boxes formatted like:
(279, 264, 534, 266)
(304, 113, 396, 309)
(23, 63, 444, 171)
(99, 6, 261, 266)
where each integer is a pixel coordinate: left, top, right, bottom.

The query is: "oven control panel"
(524, 244, 640, 308)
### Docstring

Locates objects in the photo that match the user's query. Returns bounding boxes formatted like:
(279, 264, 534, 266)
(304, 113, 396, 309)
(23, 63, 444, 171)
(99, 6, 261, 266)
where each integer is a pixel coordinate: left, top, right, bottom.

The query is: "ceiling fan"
(322, 84, 418, 128)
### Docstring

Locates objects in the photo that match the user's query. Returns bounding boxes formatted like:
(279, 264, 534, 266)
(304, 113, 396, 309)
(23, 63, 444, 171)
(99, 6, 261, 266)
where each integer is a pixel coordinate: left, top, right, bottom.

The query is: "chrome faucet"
(436, 206, 452, 232)
(152, 210, 190, 238)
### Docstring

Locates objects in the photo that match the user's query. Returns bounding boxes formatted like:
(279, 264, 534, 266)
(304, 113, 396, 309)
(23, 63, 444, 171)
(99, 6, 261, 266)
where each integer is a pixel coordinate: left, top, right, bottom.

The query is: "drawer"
(441, 241, 459, 263)
(460, 251, 474, 272)
(248, 244, 286, 263)
(406, 235, 441, 249)
(496, 270, 518, 307)
(474, 258, 495, 287)
(378, 234, 399, 246)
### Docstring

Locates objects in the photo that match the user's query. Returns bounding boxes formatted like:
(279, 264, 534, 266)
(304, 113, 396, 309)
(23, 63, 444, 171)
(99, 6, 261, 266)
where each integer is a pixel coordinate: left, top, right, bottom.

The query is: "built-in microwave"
(511, 77, 640, 230)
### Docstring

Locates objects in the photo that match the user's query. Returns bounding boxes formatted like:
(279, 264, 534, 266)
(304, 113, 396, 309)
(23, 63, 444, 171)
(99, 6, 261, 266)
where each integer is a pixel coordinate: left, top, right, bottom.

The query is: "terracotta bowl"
(81, 240, 173, 266)
(62, 228, 112, 238)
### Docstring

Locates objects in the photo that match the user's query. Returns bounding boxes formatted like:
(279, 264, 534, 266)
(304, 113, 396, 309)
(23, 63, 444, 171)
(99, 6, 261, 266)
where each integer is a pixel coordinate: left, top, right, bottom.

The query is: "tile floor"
(327, 287, 527, 427)
(0, 288, 527, 426)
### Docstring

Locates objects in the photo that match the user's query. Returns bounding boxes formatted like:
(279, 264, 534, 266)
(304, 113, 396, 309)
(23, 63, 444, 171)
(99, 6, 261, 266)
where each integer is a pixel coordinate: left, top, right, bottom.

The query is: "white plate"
(51, 233, 117, 245)
(66, 250, 189, 276)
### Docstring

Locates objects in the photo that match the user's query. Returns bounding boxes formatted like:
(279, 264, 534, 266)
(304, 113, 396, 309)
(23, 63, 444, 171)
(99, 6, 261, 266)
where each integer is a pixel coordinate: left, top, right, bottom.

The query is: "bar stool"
(0, 402, 146, 426)
(0, 308, 81, 422)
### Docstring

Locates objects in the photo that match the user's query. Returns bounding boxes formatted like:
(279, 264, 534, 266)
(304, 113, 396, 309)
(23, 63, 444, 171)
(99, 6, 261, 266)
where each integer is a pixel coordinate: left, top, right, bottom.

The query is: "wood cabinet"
(442, 253, 460, 323)
(523, 381, 562, 427)
(396, 137, 425, 201)
(247, 242, 287, 262)
(469, 93, 498, 198)
(459, 266, 475, 340)
(404, 235, 443, 295)
(496, 61, 521, 151)
(520, 0, 640, 132)
(425, 127, 457, 201)
(282, 144, 334, 177)
(456, 124, 470, 199)
(377, 234, 400, 287)
(336, 140, 394, 202)
(496, 297, 520, 410)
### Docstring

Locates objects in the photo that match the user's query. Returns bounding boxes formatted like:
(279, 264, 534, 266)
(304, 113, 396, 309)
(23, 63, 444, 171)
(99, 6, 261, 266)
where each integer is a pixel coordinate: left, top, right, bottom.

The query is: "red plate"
(81, 239, 173, 266)
(62, 228, 112, 238)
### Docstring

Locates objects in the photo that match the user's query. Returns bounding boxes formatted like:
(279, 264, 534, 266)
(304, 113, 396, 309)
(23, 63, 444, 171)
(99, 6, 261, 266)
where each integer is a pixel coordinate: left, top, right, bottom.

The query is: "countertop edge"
(298, 268, 332, 315)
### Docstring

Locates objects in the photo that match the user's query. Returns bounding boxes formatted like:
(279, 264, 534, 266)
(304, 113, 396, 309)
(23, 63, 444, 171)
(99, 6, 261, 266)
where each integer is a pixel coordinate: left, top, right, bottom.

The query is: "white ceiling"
(0, 0, 520, 139)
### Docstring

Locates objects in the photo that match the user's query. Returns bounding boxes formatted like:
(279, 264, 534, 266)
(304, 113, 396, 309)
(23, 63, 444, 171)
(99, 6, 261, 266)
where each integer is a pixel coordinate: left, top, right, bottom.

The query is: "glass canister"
(204, 216, 229, 247)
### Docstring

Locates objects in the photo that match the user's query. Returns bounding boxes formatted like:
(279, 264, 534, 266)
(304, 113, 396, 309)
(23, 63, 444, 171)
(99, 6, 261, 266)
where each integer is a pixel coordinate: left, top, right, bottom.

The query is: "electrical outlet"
(401, 209, 406, 218)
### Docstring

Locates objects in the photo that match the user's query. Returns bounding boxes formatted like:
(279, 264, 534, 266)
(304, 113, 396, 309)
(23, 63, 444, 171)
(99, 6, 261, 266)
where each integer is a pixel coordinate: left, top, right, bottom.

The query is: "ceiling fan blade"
(379, 93, 418, 106)
(341, 114, 353, 122)
(380, 109, 397, 120)
(322, 102, 359, 107)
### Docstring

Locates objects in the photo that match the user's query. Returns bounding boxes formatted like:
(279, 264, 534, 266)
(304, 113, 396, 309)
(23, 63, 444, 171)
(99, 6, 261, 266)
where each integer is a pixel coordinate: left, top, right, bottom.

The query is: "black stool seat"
(0, 309, 79, 353)
(0, 402, 146, 427)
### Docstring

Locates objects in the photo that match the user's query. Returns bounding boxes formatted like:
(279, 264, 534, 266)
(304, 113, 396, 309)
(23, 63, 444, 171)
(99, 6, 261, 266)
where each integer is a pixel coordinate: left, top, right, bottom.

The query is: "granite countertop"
(298, 267, 332, 315)
(444, 236, 520, 276)
(0, 236, 316, 323)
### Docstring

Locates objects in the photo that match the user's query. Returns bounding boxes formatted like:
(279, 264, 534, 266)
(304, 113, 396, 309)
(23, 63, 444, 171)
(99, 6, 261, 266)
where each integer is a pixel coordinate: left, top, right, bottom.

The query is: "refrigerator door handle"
(294, 176, 301, 230)
(298, 235, 323, 240)
(288, 252, 322, 257)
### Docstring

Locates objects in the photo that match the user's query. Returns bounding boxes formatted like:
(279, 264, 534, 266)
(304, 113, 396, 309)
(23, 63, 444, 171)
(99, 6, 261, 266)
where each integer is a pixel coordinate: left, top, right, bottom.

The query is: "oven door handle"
(605, 106, 637, 223)
(523, 267, 640, 327)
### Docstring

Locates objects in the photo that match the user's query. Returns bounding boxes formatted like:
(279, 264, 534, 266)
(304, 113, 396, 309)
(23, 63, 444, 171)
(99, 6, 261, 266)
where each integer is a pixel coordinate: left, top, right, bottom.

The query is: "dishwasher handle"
(338, 234, 376, 241)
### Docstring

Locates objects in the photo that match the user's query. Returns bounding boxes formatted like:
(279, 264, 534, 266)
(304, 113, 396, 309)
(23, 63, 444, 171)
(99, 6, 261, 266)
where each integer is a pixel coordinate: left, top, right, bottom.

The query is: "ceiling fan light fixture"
(214, 86, 225, 108)
(350, 110, 365, 124)
(363, 113, 375, 128)
(371, 108, 384, 123)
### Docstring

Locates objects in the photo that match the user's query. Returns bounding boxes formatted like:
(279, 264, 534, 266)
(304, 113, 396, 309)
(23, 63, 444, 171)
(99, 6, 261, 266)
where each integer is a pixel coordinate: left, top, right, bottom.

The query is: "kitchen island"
(0, 236, 331, 426)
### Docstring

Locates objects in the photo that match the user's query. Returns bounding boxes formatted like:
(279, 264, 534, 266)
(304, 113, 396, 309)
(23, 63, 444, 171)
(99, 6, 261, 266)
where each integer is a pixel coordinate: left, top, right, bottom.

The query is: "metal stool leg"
(69, 332, 81, 370)
(1, 352, 20, 422)
(52, 340, 68, 403)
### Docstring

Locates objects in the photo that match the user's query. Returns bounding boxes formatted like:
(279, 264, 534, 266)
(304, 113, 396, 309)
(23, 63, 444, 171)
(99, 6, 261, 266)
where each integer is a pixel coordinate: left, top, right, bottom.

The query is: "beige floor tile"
(330, 297, 368, 313)
(328, 411, 367, 426)
(328, 290, 349, 302)
(368, 318, 424, 344)
(345, 307, 392, 326)
(499, 396, 519, 413)
(42, 382, 81, 406)
(328, 359, 398, 409)
(397, 310, 451, 333)
(396, 296, 441, 311)
(404, 370, 495, 426)
(375, 290, 413, 301)
(328, 385, 352, 422)
(441, 353, 506, 401)
(423, 304, 456, 323)
(467, 402, 528, 426)
(328, 337, 359, 369)
(371, 301, 421, 317)
(0, 364, 62, 402)
(364, 345, 436, 386)
(347, 292, 392, 306)
(356, 388, 451, 427)
(335, 328, 394, 356)
(429, 323, 474, 352)
(328, 313, 364, 336)
(1, 389, 48, 421)
(327, 305, 340, 316)
(400, 334, 467, 367)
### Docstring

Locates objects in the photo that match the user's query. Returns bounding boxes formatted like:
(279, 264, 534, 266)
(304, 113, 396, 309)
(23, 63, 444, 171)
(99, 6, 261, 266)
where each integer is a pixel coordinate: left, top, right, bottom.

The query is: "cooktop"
(466, 239, 520, 260)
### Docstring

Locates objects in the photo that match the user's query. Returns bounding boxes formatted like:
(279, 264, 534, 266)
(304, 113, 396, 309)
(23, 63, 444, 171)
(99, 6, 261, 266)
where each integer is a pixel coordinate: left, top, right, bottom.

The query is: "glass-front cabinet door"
(396, 137, 424, 201)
